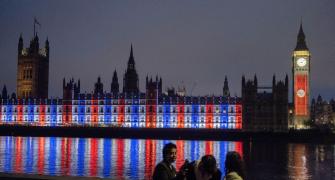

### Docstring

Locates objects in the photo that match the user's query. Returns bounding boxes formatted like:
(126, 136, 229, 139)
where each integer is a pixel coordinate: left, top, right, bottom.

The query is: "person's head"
(198, 155, 218, 178)
(162, 143, 177, 164)
(225, 151, 245, 179)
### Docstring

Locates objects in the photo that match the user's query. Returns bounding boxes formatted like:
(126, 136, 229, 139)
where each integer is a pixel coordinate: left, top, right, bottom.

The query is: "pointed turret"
(63, 78, 66, 88)
(123, 44, 139, 95)
(223, 76, 230, 98)
(45, 37, 49, 58)
(2, 85, 8, 99)
(285, 74, 288, 88)
(94, 76, 104, 95)
(295, 23, 308, 51)
(29, 33, 39, 54)
(254, 74, 258, 86)
(18, 34, 23, 55)
(272, 74, 276, 87)
(111, 70, 119, 95)
(128, 44, 135, 69)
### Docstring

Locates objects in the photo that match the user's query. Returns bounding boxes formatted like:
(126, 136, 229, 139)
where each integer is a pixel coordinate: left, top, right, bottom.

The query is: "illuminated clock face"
(297, 57, 307, 67)
(297, 89, 305, 98)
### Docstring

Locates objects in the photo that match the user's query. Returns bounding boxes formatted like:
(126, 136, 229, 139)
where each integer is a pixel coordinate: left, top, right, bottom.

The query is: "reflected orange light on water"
(1, 136, 300, 179)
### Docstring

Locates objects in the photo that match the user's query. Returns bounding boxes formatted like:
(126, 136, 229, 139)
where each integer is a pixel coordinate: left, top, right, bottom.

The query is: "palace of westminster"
(1, 24, 334, 131)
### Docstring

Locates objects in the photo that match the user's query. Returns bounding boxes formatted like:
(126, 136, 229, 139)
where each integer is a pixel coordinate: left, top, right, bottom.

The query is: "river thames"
(0, 136, 334, 179)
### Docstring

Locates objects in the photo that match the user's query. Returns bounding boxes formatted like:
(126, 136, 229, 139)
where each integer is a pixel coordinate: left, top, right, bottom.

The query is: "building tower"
(94, 76, 104, 96)
(223, 76, 230, 98)
(292, 24, 311, 129)
(292, 23, 311, 129)
(17, 31, 49, 99)
(123, 45, 139, 95)
(111, 70, 119, 95)
(62, 78, 80, 100)
(146, 75, 162, 100)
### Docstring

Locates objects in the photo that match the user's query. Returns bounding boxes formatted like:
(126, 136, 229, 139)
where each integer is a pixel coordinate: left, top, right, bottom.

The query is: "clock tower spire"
(295, 23, 308, 51)
(292, 23, 311, 129)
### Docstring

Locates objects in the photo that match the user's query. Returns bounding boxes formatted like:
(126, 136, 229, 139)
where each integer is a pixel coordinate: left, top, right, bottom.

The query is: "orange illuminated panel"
(39, 105, 45, 126)
(17, 103, 23, 124)
(118, 99, 125, 126)
(294, 74, 308, 115)
(177, 104, 184, 128)
(146, 105, 156, 128)
(62, 105, 72, 126)
(91, 98, 98, 126)
(235, 105, 242, 129)
(206, 105, 213, 128)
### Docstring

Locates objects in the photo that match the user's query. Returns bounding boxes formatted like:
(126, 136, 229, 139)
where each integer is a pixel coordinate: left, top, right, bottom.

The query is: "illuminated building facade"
(292, 24, 311, 129)
(1, 45, 242, 129)
(16, 33, 49, 99)
(0, 95, 242, 129)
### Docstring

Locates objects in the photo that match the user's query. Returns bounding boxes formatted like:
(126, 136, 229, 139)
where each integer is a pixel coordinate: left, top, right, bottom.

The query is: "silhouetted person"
(223, 151, 245, 180)
(153, 143, 178, 180)
(181, 154, 222, 180)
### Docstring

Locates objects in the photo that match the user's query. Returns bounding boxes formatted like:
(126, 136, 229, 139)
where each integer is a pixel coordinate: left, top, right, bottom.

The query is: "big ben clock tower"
(292, 24, 310, 129)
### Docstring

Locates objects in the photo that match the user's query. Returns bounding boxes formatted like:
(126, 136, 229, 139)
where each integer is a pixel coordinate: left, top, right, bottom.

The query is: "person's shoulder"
(155, 161, 168, 170)
(153, 161, 170, 180)
(225, 171, 243, 180)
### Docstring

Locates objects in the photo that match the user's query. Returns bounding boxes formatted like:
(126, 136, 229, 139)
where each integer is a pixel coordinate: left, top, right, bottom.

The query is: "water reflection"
(0, 136, 242, 179)
(243, 142, 335, 180)
(0, 136, 334, 179)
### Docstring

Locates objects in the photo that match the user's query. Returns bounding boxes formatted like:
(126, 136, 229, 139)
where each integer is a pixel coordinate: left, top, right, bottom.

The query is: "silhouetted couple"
(153, 143, 245, 180)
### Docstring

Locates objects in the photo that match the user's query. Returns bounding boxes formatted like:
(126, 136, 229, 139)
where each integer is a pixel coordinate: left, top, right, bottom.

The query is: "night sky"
(1, 0, 334, 100)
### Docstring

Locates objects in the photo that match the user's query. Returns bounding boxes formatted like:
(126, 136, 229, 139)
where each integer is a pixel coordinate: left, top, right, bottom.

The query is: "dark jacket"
(184, 161, 222, 180)
(153, 161, 177, 180)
